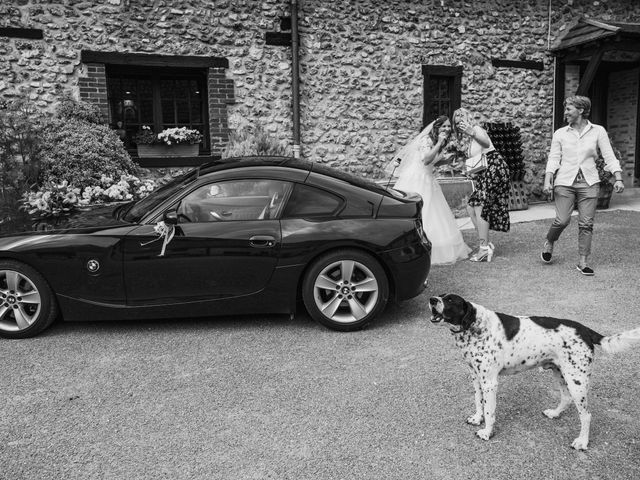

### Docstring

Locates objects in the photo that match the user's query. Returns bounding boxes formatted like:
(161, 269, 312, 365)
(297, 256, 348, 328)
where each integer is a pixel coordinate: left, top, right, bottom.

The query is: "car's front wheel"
(302, 249, 389, 331)
(0, 261, 58, 339)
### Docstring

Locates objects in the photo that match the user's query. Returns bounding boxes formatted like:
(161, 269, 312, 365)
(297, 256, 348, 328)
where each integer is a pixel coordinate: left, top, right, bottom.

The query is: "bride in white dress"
(388, 116, 471, 264)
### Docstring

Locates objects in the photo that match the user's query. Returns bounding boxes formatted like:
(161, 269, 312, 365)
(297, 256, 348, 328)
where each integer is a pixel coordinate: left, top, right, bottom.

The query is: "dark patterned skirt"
(468, 150, 511, 232)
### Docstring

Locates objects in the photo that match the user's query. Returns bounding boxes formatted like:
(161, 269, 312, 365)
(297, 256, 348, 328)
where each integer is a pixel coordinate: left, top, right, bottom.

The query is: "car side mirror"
(163, 210, 178, 225)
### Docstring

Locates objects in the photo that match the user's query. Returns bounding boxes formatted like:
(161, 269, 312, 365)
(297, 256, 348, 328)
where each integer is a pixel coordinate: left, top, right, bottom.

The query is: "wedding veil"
(384, 121, 434, 181)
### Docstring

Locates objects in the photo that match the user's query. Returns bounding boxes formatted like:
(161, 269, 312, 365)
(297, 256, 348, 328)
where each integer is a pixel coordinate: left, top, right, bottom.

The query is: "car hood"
(0, 203, 134, 238)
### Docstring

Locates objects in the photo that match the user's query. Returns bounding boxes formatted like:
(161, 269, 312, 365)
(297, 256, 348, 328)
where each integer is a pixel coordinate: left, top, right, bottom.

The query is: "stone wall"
(2, 0, 640, 194)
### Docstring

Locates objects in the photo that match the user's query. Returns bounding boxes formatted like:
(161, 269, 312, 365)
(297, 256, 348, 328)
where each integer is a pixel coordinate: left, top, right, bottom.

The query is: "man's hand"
(542, 173, 554, 196)
(614, 180, 625, 193)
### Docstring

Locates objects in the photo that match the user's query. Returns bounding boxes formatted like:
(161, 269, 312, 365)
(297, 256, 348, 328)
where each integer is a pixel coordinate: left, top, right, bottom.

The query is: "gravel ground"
(1, 210, 639, 480)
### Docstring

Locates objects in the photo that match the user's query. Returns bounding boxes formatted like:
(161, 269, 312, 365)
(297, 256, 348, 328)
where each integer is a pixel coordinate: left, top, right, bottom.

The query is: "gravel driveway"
(2, 210, 639, 480)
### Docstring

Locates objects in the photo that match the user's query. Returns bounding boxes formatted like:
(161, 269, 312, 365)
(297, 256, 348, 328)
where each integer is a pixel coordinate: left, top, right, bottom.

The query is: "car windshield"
(123, 169, 199, 223)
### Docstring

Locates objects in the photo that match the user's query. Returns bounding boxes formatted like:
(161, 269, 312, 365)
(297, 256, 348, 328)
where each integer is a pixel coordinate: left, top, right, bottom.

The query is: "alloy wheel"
(0, 269, 42, 333)
(312, 259, 380, 324)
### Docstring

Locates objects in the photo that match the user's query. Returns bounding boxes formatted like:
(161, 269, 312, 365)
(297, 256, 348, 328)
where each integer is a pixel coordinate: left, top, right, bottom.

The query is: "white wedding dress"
(390, 124, 471, 265)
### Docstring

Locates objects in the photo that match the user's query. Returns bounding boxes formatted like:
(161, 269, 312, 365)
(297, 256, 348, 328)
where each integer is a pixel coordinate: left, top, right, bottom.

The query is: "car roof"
(197, 156, 389, 195)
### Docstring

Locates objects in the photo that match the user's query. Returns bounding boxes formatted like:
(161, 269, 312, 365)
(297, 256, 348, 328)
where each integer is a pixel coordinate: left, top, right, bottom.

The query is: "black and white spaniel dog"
(429, 293, 640, 450)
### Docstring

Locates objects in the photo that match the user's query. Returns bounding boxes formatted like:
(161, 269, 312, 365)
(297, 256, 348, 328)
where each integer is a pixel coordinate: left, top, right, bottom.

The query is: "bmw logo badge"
(86, 259, 100, 273)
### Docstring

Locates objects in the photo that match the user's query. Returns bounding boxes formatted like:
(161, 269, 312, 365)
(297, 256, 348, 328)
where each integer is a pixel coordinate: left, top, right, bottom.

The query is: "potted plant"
(595, 141, 624, 210)
(134, 126, 203, 157)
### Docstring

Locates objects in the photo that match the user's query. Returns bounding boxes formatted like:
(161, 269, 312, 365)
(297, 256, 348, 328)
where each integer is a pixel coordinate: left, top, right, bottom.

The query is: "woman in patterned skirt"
(451, 108, 510, 262)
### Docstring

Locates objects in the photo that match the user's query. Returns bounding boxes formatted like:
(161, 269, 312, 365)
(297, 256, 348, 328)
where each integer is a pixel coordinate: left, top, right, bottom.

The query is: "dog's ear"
(461, 301, 477, 331)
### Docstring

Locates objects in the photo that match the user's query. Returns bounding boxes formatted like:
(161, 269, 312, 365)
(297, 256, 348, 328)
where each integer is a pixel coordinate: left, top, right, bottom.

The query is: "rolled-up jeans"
(547, 179, 600, 256)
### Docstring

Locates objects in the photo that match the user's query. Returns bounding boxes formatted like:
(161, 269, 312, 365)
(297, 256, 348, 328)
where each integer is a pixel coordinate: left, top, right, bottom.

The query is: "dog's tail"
(600, 327, 640, 355)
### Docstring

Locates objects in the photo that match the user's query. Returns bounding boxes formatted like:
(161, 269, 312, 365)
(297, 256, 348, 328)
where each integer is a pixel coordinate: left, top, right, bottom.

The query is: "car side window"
(177, 179, 291, 223)
(281, 184, 342, 218)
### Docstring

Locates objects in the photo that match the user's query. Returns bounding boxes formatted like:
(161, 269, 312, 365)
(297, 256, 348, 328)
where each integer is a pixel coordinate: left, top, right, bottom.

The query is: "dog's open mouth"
(430, 311, 444, 324)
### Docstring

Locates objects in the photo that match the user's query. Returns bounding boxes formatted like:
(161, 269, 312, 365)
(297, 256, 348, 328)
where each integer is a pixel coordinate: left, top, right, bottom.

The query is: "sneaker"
(576, 265, 594, 276)
(541, 241, 553, 263)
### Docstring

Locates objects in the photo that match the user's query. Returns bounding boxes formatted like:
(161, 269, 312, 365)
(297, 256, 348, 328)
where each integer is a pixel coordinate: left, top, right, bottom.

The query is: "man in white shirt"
(541, 95, 624, 276)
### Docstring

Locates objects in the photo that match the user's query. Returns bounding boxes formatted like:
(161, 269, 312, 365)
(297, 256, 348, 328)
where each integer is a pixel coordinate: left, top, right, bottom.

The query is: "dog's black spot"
(530, 316, 604, 350)
(496, 312, 520, 341)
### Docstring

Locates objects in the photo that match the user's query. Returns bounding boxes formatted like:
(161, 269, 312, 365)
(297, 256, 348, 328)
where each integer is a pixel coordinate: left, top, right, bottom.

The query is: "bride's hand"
(438, 131, 449, 143)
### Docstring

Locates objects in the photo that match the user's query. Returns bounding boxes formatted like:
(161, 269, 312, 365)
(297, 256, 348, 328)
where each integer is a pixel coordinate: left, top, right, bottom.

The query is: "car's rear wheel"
(302, 249, 389, 331)
(0, 261, 58, 339)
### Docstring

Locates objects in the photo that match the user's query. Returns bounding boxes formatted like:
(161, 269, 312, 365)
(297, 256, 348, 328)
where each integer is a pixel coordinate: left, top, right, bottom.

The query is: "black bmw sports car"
(0, 157, 431, 338)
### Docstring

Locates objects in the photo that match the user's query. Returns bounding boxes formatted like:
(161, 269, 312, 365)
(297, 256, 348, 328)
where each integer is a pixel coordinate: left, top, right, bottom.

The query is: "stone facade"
(1, 0, 640, 194)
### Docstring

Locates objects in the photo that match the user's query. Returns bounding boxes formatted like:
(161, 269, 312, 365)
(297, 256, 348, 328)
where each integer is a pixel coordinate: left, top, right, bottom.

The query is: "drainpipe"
(291, 0, 301, 158)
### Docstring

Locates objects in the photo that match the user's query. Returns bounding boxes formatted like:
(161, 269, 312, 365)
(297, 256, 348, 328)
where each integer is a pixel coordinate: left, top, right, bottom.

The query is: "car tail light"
(415, 218, 429, 244)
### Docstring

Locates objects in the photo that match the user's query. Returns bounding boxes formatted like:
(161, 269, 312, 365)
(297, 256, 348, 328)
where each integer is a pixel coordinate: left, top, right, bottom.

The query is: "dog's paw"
(475, 428, 493, 441)
(543, 408, 561, 419)
(466, 414, 483, 425)
(571, 437, 588, 450)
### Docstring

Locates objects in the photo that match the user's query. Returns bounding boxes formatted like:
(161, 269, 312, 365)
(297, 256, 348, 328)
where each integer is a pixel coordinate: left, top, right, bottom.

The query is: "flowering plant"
(80, 174, 157, 204)
(435, 142, 466, 177)
(157, 127, 203, 145)
(21, 181, 83, 219)
(133, 125, 157, 145)
(22, 175, 157, 219)
(135, 126, 203, 146)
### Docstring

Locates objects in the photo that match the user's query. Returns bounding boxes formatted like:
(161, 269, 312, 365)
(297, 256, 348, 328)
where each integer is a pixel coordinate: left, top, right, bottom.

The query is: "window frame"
(176, 179, 293, 223)
(106, 65, 210, 154)
(421, 65, 463, 127)
(281, 183, 344, 219)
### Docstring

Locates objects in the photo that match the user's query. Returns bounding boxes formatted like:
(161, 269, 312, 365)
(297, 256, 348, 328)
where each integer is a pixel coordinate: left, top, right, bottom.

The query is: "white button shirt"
(545, 121, 621, 187)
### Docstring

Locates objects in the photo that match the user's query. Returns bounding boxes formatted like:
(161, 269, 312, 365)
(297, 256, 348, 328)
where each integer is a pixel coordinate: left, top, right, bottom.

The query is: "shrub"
(56, 95, 105, 124)
(0, 99, 42, 195)
(38, 117, 138, 190)
(223, 124, 291, 158)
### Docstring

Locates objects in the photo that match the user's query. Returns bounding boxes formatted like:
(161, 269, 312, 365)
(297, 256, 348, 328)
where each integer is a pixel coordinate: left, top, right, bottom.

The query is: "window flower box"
(137, 143, 199, 158)
(134, 126, 202, 157)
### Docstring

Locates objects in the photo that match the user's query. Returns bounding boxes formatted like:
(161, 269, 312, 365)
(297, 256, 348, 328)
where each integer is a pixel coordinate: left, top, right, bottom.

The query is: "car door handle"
(249, 235, 276, 248)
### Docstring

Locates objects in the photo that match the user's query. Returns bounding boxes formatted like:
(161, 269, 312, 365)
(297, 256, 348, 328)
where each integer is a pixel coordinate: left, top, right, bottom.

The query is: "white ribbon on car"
(140, 221, 175, 256)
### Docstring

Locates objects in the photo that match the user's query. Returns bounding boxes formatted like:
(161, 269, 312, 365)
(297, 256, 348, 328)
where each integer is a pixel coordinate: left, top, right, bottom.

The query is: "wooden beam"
(559, 38, 640, 62)
(421, 65, 463, 76)
(553, 58, 565, 131)
(81, 50, 228, 68)
(0, 27, 43, 40)
(491, 58, 545, 71)
(265, 32, 292, 46)
(576, 49, 604, 95)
